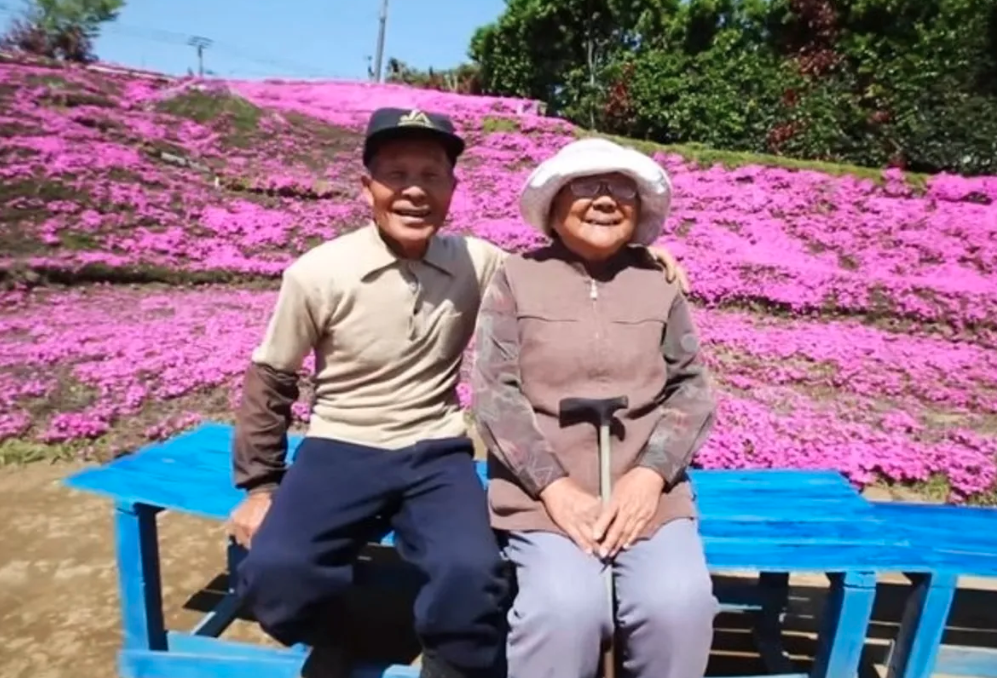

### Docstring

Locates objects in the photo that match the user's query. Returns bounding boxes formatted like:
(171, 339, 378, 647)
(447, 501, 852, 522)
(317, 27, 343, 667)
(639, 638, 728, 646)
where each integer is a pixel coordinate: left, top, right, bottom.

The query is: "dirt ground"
(0, 461, 995, 678)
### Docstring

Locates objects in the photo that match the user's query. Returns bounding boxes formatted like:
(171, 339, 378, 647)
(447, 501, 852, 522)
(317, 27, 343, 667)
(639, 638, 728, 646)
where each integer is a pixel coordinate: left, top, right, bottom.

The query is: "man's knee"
(429, 544, 508, 607)
(238, 546, 352, 646)
(239, 546, 301, 592)
(238, 544, 349, 607)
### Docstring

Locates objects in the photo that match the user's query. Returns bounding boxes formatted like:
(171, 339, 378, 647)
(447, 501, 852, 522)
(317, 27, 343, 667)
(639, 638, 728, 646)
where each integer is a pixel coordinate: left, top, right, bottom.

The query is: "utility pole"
(188, 36, 212, 77)
(372, 0, 389, 82)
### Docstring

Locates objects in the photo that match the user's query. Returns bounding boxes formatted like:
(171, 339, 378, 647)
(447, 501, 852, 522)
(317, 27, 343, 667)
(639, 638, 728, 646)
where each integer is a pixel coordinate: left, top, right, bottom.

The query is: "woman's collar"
(548, 238, 637, 280)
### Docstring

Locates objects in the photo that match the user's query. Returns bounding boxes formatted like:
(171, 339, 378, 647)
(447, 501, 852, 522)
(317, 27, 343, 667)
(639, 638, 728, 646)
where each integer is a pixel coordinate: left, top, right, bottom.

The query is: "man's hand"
(592, 467, 664, 559)
(540, 477, 603, 555)
(228, 491, 274, 549)
(646, 245, 690, 294)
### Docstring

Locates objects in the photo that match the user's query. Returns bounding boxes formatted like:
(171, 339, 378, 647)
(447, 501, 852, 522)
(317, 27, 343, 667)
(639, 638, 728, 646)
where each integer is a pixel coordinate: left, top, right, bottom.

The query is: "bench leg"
(885, 572, 957, 678)
(227, 538, 246, 592)
(114, 501, 167, 653)
(753, 572, 794, 674)
(810, 571, 877, 678)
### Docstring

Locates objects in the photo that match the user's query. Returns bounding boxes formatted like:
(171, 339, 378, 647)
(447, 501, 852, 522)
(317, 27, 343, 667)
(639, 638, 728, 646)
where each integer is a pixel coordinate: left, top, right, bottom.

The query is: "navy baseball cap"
(362, 107, 466, 168)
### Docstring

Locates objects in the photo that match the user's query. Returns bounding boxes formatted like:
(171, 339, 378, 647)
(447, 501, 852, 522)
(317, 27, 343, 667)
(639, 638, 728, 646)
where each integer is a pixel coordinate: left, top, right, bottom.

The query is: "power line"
(187, 35, 211, 77)
(0, 7, 347, 80)
(102, 23, 336, 78)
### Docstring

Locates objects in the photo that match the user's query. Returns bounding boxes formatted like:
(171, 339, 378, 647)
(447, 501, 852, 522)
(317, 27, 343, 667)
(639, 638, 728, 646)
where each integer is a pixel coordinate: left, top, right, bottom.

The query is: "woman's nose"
(592, 193, 618, 209)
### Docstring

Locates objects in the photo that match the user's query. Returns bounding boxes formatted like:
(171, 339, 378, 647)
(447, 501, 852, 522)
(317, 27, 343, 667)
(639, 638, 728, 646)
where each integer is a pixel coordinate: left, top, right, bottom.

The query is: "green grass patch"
(38, 89, 117, 109)
(576, 128, 930, 188)
(0, 179, 92, 255)
(0, 438, 81, 465)
(482, 116, 520, 134)
(283, 111, 359, 149)
(276, 112, 361, 172)
(0, 120, 44, 138)
(157, 89, 263, 148)
(58, 232, 100, 250)
(0, 260, 281, 289)
(0, 177, 86, 204)
(24, 73, 75, 89)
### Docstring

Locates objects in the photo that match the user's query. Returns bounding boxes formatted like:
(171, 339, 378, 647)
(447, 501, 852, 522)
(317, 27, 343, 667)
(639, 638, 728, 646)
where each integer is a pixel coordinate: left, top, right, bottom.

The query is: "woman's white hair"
(519, 137, 673, 246)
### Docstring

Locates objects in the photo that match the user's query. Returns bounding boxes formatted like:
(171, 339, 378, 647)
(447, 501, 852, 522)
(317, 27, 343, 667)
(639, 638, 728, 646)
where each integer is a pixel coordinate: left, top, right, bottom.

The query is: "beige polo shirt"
(251, 223, 506, 449)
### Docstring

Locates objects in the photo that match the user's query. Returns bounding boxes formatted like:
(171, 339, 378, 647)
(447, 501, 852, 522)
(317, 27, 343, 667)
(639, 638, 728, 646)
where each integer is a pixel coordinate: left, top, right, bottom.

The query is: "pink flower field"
(1, 56, 996, 501)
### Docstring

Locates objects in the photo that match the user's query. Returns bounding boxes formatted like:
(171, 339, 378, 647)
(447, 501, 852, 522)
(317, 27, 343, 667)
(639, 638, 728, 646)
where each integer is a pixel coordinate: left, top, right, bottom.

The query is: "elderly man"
(228, 108, 688, 678)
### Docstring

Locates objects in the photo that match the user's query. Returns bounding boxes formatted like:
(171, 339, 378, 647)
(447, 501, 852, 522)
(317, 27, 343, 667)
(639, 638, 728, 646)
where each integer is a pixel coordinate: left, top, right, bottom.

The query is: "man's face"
(361, 136, 457, 256)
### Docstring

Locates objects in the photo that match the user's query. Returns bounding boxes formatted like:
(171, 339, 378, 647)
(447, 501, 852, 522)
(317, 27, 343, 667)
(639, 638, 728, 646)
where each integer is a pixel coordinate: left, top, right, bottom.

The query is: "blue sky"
(0, 0, 506, 80)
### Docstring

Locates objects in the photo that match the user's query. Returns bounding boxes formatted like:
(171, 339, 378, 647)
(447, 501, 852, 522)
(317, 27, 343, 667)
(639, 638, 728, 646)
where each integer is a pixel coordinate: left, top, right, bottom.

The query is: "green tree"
(1, 0, 124, 62)
(31, 0, 124, 35)
(469, 0, 997, 175)
(469, 0, 681, 124)
(384, 58, 482, 94)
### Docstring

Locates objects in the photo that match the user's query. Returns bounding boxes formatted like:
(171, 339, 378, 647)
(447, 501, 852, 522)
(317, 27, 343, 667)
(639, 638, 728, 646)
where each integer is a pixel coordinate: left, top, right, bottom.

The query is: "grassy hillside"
(1, 55, 995, 503)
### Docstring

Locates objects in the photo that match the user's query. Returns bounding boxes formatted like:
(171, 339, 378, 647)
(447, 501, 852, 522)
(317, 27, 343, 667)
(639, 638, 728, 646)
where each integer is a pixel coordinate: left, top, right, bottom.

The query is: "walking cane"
(558, 395, 629, 678)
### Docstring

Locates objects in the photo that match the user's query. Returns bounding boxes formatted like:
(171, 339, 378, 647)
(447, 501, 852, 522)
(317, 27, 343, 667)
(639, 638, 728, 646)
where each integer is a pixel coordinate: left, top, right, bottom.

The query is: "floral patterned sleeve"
(638, 293, 717, 486)
(471, 265, 568, 498)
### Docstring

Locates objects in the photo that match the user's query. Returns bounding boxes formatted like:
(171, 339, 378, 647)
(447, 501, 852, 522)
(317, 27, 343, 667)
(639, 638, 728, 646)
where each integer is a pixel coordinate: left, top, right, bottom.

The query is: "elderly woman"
(471, 138, 719, 678)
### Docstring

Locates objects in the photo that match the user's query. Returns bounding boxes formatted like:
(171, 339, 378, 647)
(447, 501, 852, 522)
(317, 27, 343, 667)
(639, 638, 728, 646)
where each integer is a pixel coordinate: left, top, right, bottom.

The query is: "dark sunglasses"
(568, 176, 638, 200)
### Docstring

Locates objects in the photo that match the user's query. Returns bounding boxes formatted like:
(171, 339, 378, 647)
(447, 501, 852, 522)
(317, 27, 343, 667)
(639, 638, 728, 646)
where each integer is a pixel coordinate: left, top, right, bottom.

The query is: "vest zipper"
(589, 277, 600, 347)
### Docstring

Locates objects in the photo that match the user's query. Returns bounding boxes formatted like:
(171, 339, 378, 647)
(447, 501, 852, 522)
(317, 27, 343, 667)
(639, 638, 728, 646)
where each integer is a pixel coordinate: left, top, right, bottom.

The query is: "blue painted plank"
(375, 518, 899, 552)
(189, 593, 241, 638)
(121, 649, 420, 678)
(885, 572, 958, 678)
(67, 424, 997, 574)
(703, 540, 997, 575)
(116, 422, 861, 487)
(69, 422, 860, 489)
(65, 423, 869, 527)
(120, 649, 302, 678)
(810, 571, 878, 678)
(66, 466, 242, 522)
(168, 631, 305, 658)
(66, 463, 868, 524)
(701, 519, 896, 544)
(70, 444, 860, 501)
(872, 503, 997, 556)
(934, 645, 997, 678)
(115, 503, 167, 652)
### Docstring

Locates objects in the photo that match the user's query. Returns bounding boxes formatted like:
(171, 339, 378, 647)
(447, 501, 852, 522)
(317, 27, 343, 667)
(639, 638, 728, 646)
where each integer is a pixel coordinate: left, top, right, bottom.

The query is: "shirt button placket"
(402, 263, 421, 338)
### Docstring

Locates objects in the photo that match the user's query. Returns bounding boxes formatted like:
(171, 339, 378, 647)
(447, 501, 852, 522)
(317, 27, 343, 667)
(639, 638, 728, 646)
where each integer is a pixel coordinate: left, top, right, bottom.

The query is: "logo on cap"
(398, 109, 433, 128)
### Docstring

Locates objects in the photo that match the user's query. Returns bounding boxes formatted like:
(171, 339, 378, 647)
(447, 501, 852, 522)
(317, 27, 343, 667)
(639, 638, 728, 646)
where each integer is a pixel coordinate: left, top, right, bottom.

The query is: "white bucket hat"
(519, 137, 673, 246)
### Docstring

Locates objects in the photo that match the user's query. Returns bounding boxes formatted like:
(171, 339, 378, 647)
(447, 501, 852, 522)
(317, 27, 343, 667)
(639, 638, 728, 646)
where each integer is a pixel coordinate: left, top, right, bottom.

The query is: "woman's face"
(548, 172, 640, 261)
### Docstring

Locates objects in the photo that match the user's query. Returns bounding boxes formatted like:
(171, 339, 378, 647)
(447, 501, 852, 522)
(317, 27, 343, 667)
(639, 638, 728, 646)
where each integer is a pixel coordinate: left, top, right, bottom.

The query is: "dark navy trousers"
(236, 436, 509, 677)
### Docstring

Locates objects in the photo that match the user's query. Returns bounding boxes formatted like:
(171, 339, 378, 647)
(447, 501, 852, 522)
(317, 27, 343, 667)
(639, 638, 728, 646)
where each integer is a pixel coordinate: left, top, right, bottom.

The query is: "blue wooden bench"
(62, 422, 995, 678)
(868, 502, 997, 678)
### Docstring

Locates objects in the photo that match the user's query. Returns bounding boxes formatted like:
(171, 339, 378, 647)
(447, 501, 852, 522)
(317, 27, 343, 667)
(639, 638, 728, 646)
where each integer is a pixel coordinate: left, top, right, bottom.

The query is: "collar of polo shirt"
(359, 222, 457, 278)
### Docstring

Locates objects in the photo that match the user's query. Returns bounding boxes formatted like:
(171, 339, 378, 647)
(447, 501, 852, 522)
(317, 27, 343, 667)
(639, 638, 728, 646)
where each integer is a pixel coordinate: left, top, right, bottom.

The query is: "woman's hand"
(646, 245, 690, 294)
(540, 477, 603, 555)
(592, 467, 664, 559)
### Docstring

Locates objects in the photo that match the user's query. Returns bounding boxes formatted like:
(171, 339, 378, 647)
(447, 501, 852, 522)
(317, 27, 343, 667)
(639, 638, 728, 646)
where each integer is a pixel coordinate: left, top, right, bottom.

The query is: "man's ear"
(360, 174, 374, 209)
